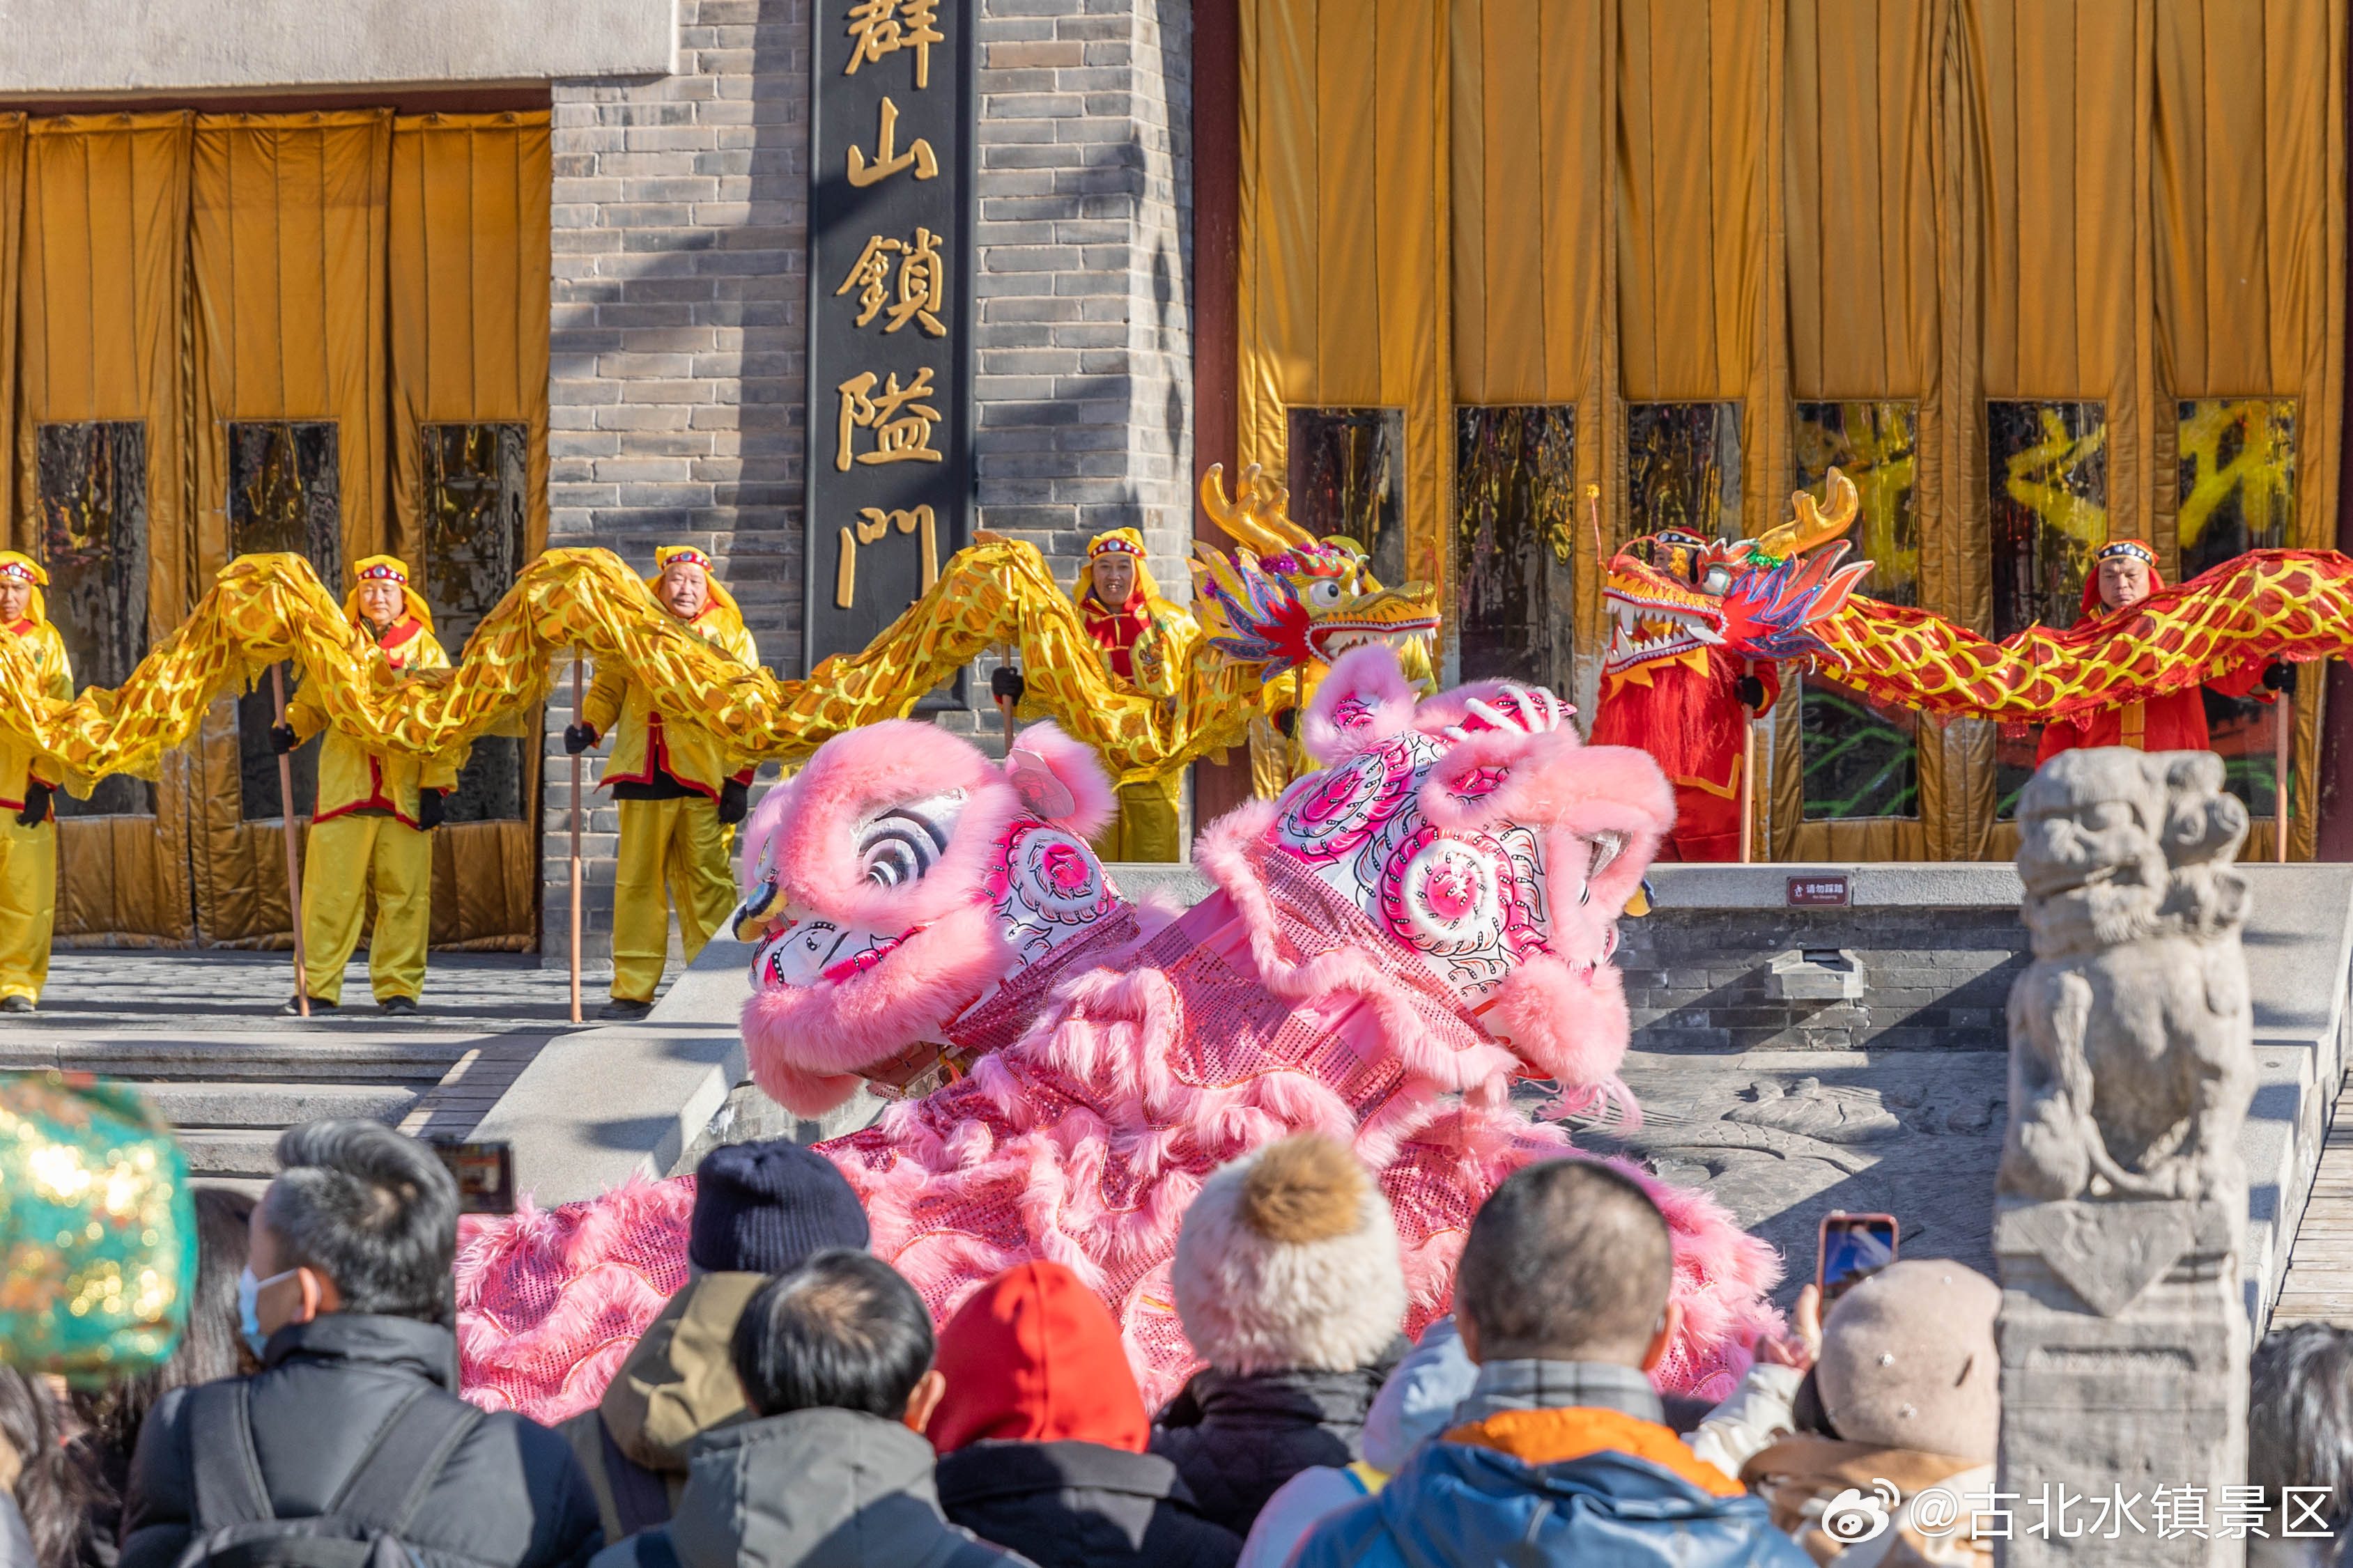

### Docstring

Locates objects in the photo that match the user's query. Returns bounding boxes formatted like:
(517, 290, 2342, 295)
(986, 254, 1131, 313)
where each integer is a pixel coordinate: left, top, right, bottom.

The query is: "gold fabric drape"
(1241, 0, 2345, 859)
(20, 114, 196, 943)
(1237, 0, 1453, 598)
(190, 110, 392, 943)
(390, 111, 553, 952)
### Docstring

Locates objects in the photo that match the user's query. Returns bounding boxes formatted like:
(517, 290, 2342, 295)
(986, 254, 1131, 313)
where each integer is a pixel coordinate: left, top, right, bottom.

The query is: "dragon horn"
(1203, 462, 1299, 558)
(1757, 467, 1860, 559)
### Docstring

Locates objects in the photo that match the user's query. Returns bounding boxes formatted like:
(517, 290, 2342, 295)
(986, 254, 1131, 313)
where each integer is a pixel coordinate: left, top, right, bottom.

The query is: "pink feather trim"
(1299, 646, 1421, 763)
(1005, 720, 1118, 838)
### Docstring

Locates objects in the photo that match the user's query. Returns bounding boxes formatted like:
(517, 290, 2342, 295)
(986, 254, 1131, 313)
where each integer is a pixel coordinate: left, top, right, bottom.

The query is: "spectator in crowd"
(1153, 1135, 1408, 1537)
(116, 1120, 601, 1568)
(1292, 1159, 1807, 1568)
(592, 1250, 1027, 1568)
(562, 1140, 871, 1540)
(2248, 1324, 2353, 1566)
(1726, 1262, 2000, 1566)
(1235, 1316, 1479, 1568)
(72, 1187, 258, 1561)
(928, 1261, 1239, 1568)
(0, 1371, 102, 1568)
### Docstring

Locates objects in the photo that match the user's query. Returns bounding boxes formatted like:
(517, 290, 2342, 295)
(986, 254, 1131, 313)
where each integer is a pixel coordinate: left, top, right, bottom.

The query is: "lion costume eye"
(853, 790, 969, 887)
(1306, 578, 1344, 609)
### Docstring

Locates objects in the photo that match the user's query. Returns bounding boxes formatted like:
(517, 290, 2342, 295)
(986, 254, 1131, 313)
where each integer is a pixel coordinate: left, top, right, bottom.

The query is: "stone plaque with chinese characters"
(805, 0, 974, 686)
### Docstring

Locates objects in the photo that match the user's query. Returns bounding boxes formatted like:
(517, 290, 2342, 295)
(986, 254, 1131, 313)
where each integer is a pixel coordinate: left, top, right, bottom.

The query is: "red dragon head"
(1603, 469, 1872, 678)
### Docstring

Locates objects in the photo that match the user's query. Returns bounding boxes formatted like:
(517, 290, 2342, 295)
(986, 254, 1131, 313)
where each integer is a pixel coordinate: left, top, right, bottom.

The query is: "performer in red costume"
(2035, 538, 2286, 761)
(1589, 529, 1779, 862)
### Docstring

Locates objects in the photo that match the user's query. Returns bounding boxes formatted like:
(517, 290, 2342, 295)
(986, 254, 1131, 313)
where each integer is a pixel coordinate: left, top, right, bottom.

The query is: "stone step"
(0, 1037, 480, 1082)
(142, 1081, 422, 1130)
(174, 1127, 302, 1181)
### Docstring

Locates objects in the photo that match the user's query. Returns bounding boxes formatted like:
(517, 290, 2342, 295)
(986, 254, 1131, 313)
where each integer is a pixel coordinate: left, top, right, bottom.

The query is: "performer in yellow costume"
(566, 545, 757, 1020)
(0, 554, 70, 1014)
(1071, 529, 1194, 861)
(274, 557, 456, 1015)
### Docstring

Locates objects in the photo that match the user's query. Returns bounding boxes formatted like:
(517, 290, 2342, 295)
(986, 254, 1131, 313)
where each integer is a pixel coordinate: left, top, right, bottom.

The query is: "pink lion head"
(734, 720, 1138, 1114)
(1210, 645, 1676, 1118)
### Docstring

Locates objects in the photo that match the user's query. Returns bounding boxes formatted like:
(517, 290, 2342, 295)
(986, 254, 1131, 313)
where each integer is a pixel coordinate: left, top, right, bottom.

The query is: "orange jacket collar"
(1444, 1407, 1745, 1498)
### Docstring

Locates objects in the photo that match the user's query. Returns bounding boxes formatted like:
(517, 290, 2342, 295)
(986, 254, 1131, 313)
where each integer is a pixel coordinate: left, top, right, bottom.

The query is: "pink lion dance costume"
(456, 646, 1778, 1420)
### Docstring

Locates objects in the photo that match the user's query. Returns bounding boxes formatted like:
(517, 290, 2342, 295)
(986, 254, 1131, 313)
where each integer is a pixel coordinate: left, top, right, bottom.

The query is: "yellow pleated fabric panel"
(389, 111, 553, 952)
(19, 114, 195, 944)
(0, 118, 20, 560)
(1237, 0, 1452, 601)
(2147, 0, 2344, 859)
(1777, 1, 1940, 862)
(387, 111, 552, 568)
(188, 109, 391, 945)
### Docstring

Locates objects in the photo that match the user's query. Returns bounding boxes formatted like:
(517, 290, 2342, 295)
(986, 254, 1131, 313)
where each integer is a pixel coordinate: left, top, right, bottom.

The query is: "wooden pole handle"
(2278, 685, 2293, 864)
(570, 652, 585, 1025)
(272, 665, 309, 1018)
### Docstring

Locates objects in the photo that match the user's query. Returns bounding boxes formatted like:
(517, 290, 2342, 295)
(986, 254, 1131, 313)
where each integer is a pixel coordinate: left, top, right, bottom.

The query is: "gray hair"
(262, 1120, 458, 1324)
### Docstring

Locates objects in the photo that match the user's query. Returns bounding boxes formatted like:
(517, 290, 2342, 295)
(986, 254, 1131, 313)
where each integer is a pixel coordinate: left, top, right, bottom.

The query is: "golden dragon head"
(1189, 463, 1442, 675)
(1603, 469, 1872, 676)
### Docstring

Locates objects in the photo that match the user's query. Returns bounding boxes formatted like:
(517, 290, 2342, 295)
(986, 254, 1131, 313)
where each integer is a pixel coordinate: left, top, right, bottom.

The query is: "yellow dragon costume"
(0, 552, 70, 1009)
(1069, 527, 1196, 860)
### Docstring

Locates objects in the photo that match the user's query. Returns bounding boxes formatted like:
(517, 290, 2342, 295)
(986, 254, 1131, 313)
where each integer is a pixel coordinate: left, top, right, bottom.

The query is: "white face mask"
(237, 1266, 300, 1360)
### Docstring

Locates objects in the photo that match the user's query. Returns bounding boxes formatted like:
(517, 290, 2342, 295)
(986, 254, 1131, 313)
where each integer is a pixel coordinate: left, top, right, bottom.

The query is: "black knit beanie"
(688, 1139, 870, 1274)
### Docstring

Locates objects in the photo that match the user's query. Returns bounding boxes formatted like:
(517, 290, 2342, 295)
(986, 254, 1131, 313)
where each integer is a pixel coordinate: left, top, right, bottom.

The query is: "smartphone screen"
(431, 1140, 516, 1216)
(1818, 1213, 1898, 1305)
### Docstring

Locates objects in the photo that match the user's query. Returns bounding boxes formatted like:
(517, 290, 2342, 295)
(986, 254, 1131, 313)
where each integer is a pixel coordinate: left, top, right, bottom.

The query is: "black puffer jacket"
(936, 1440, 1240, 1568)
(1148, 1344, 1403, 1537)
(119, 1315, 601, 1568)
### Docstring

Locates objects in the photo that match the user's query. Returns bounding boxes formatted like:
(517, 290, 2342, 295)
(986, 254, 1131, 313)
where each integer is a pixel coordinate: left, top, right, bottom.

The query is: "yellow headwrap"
(648, 544, 743, 625)
(0, 550, 49, 627)
(345, 554, 435, 633)
(1070, 528, 1162, 607)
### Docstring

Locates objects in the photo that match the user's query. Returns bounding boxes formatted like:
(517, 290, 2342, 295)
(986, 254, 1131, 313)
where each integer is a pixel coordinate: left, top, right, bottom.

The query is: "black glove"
(718, 778, 750, 825)
(2264, 662, 2293, 693)
(1736, 674, 1766, 708)
(17, 782, 50, 828)
(1275, 706, 1299, 739)
(563, 722, 599, 755)
(990, 666, 1026, 707)
(269, 723, 299, 754)
(417, 789, 445, 832)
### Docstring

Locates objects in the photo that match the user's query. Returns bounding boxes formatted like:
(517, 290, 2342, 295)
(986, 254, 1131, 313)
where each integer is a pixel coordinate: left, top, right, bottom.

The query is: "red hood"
(926, 1261, 1149, 1454)
(2078, 543, 2164, 621)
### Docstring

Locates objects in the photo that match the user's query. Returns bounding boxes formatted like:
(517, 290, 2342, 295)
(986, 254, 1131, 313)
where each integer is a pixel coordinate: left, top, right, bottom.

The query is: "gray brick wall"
(1620, 908, 2030, 1054)
(540, 0, 1196, 965)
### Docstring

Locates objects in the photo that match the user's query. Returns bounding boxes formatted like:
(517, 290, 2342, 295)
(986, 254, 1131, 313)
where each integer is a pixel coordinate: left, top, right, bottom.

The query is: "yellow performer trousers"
(1091, 774, 1182, 863)
(0, 814, 56, 1004)
(612, 795, 737, 1004)
(300, 814, 432, 1005)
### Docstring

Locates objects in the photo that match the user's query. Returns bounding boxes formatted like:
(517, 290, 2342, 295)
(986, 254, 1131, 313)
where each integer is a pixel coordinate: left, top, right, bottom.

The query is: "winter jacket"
(1291, 1405, 1811, 1568)
(560, 1273, 766, 1542)
(118, 1314, 601, 1568)
(589, 1407, 1026, 1568)
(1150, 1342, 1403, 1537)
(936, 1442, 1238, 1568)
(926, 1262, 1237, 1568)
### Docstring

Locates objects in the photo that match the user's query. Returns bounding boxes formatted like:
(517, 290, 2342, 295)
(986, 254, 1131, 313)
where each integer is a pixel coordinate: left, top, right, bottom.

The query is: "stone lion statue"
(2000, 747, 2255, 1209)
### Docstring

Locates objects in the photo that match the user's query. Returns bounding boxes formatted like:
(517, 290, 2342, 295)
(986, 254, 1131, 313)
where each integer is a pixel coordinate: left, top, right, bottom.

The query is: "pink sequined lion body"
(455, 649, 1780, 1420)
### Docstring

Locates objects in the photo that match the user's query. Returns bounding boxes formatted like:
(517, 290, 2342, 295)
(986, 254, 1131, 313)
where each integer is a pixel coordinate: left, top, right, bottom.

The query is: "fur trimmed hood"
(1171, 1135, 1406, 1375)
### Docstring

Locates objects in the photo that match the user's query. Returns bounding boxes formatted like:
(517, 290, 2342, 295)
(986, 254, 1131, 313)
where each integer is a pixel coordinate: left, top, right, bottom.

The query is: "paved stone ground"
(0, 950, 667, 1186)
(2271, 1070, 2353, 1328)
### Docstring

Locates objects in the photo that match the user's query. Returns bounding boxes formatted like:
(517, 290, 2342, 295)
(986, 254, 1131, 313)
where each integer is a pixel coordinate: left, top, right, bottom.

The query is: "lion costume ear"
(1005, 721, 1118, 837)
(1299, 645, 1421, 764)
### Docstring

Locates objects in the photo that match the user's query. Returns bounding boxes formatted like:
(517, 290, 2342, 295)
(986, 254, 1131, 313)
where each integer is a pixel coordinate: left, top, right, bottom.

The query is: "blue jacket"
(1290, 1408, 1810, 1568)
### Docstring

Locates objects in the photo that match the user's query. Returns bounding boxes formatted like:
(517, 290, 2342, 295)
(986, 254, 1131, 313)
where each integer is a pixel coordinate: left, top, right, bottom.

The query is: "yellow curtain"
(1237, 0, 1453, 598)
(1242, 0, 2345, 860)
(389, 110, 552, 952)
(2148, 0, 2345, 858)
(188, 109, 392, 944)
(18, 114, 195, 944)
(387, 111, 552, 568)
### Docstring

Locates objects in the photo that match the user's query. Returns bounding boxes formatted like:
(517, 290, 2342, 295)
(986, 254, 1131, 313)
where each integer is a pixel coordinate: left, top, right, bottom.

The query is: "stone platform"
(465, 861, 2353, 1332)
